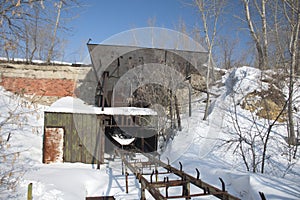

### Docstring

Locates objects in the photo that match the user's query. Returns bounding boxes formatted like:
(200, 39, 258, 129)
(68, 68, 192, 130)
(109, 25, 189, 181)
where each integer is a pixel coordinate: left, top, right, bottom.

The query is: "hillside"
(0, 66, 299, 199)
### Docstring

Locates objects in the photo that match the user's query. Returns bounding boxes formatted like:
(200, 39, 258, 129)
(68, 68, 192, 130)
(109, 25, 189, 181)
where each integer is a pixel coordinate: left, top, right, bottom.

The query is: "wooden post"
(141, 182, 146, 200)
(155, 166, 158, 182)
(174, 95, 182, 131)
(184, 181, 191, 200)
(121, 160, 124, 175)
(166, 185, 169, 198)
(101, 72, 109, 111)
(125, 172, 129, 193)
(27, 183, 33, 200)
(100, 126, 105, 164)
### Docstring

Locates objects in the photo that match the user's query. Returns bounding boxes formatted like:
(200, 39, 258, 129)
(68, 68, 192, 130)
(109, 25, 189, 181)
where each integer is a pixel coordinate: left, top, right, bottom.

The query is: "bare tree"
(224, 71, 292, 173)
(217, 36, 240, 69)
(194, 0, 227, 120)
(0, 0, 81, 62)
(0, 90, 40, 195)
(47, 0, 63, 63)
(283, 0, 300, 145)
(242, 0, 269, 70)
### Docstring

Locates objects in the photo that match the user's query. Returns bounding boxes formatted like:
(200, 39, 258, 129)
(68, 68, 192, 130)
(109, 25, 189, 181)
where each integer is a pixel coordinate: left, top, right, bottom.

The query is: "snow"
(46, 96, 157, 116)
(0, 57, 76, 66)
(1, 66, 300, 199)
(112, 136, 135, 146)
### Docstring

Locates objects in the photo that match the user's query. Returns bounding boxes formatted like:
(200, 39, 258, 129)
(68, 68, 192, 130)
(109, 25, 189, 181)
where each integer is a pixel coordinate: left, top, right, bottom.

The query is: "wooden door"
(43, 127, 64, 164)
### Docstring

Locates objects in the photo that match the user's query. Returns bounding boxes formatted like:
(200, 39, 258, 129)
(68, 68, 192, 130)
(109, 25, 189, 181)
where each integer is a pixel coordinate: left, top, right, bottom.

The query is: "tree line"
(0, 0, 80, 63)
(188, 0, 299, 174)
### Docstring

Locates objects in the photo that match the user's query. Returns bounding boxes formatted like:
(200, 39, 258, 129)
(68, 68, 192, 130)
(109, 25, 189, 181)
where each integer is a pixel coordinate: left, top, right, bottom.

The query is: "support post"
(165, 185, 169, 198)
(101, 71, 109, 110)
(174, 95, 182, 131)
(188, 83, 192, 117)
(155, 166, 158, 182)
(125, 172, 129, 194)
(141, 182, 146, 200)
(27, 183, 33, 200)
(184, 181, 191, 200)
(121, 160, 124, 175)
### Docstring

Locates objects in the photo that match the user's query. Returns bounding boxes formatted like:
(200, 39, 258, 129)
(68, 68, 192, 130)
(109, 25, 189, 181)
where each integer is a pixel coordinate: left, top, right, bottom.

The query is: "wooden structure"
(79, 44, 209, 107)
(43, 111, 105, 164)
(43, 97, 157, 164)
(43, 44, 210, 165)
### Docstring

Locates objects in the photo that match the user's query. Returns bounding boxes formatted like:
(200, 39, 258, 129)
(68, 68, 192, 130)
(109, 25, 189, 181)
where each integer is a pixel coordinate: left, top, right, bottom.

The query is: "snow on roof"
(112, 135, 135, 145)
(45, 96, 157, 116)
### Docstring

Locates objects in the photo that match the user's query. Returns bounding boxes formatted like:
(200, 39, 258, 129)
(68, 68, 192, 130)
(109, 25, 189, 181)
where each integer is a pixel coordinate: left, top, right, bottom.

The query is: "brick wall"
(0, 63, 91, 104)
(1, 76, 76, 97)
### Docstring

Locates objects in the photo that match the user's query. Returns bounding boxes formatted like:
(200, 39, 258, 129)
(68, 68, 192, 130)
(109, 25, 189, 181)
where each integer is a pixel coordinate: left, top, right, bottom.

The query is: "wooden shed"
(43, 97, 158, 164)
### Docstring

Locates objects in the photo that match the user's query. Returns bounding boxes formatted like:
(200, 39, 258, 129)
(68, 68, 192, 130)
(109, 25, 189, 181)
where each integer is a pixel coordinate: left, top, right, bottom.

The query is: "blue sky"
(61, 0, 249, 63)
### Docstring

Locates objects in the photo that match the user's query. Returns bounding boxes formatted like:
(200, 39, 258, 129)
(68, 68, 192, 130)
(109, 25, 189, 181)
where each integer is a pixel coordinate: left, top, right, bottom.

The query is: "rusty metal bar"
(151, 180, 188, 188)
(115, 149, 240, 200)
(259, 192, 266, 200)
(155, 166, 158, 182)
(140, 175, 166, 200)
(196, 168, 200, 179)
(179, 161, 183, 171)
(219, 177, 226, 192)
(125, 172, 129, 194)
(142, 171, 171, 176)
(140, 151, 240, 200)
(166, 192, 228, 199)
(150, 170, 154, 183)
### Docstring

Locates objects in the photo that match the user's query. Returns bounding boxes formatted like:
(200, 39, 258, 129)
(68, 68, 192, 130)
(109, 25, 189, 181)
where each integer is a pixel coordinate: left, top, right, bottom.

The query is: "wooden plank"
(99, 116, 105, 164)
(83, 114, 94, 164)
(63, 113, 72, 162)
(75, 114, 85, 163)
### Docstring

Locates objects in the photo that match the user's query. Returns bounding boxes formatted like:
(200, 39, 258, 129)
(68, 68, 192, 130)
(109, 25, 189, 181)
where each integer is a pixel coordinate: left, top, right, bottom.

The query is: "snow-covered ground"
(0, 66, 300, 199)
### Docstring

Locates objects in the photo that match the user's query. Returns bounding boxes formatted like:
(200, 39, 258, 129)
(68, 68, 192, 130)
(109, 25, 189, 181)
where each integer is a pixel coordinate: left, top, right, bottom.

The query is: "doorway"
(43, 127, 64, 164)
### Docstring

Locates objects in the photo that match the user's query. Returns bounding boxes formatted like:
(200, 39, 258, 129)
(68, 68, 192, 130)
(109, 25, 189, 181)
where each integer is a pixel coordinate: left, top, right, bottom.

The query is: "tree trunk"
(261, 0, 268, 68)
(243, 0, 267, 70)
(285, 0, 300, 145)
(47, 0, 63, 63)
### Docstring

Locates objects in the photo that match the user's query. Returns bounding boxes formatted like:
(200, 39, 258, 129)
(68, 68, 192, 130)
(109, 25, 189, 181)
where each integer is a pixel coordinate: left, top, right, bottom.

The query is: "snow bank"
(224, 66, 269, 98)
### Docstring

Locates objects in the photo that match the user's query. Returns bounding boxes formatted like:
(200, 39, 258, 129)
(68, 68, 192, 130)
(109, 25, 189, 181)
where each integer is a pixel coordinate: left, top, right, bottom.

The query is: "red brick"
(0, 77, 76, 97)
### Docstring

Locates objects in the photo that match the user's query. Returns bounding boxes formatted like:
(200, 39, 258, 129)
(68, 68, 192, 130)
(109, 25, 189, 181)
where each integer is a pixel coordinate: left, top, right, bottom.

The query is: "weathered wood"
(44, 112, 104, 164)
(27, 183, 32, 200)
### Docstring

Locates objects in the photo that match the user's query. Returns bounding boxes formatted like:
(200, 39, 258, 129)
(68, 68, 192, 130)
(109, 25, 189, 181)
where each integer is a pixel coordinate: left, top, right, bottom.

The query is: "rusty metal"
(259, 192, 266, 200)
(150, 170, 154, 183)
(179, 161, 183, 171)
(196, 168, 200, 180)
(115, 149, 241, 200)
(219, 177, 226, 192)
(155, 167, 158, 182)
(125, 172, 129, 194)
